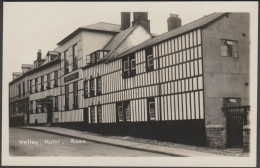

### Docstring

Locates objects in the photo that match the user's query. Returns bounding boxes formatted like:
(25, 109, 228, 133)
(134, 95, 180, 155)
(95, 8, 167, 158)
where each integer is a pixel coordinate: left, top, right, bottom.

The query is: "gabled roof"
(57, 22, 121, 46)
(102, 26, 137, 60)
(119, 12, 227, 58)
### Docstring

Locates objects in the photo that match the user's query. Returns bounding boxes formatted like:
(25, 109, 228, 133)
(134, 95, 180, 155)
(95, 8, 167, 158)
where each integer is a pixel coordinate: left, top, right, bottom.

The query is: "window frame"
(145, 46, 154, 71)
(54, 71, 58, 87)
(97, 105, 102, 123)
(90, 106, 95, 124)
(84, 80, 88, 98)
(73, 82, 78, 109)
(96, 77, 102, 96)
(221, 39, 239, 58)
(65, 85, 69, 111)
(147, 98, 156, 121)
(90, 78, 95, 97)
(47, 73, 50, 89)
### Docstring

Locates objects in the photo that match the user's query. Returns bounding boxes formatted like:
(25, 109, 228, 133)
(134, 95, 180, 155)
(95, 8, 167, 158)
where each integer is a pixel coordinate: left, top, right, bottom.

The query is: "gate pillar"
(206, 125, 226, 148)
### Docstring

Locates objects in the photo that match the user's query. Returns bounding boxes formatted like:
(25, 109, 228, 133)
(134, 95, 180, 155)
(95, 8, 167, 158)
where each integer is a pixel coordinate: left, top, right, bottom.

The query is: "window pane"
(131, 59, 136, 70)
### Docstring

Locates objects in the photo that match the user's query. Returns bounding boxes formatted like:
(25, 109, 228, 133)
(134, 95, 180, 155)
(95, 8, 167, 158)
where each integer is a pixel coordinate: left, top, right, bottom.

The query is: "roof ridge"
(98, 22, 121, 26)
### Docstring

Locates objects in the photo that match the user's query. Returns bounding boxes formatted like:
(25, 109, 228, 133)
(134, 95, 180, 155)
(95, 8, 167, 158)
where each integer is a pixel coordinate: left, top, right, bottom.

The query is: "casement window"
(89, 50, 109, 65)
(117, 101, 131, 122)
(97, 77, 102, 96)
(41, 76, 44, 91)
(90, 78, 95, 97)
(65, 85, 69, 111)
(223, 97, 241, 107)
(53, 96, 58, 111)
(146, 46, 154, 71)
(90, 53, 96, 64)
(221, 40, 238, 57)
(90, 106, 95, 123)
(97, 105, 102, 123)
(72, 44, 78, 70)
(84, 80, 88, 98)
(29, 80, 32, 93)
(64, 50, 69, 74)
(22, 81, 25, 97)
(35, 78, 38, 92)
(122, 54, 136, 78)
(54, 71, 58, 87)
(73, 82, 78, 109)
(147, 98, 156, 121)
(47, 74, 50, 89)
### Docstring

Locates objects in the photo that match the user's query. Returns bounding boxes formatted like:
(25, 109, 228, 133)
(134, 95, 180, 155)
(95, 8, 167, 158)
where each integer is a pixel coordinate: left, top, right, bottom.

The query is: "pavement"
(21, 126, 224, 157)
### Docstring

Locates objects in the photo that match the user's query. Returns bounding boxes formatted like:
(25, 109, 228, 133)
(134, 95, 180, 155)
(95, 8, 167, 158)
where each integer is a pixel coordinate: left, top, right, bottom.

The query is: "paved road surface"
(9, 127, 169, 156)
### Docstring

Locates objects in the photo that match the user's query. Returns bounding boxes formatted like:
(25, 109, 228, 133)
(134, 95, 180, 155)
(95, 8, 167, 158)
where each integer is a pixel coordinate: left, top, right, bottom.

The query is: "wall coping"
(206, 124, 225, 128)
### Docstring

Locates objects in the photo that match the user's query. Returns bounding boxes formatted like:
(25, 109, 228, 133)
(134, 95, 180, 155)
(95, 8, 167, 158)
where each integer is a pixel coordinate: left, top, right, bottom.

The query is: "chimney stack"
(121, 12, 131, 30)
(37, 49, 42, 60)
(132, 12, 150, 32)
(21, 64, 33, 73)
(12, 72, 22, 80)
(167, 14, 182, 31)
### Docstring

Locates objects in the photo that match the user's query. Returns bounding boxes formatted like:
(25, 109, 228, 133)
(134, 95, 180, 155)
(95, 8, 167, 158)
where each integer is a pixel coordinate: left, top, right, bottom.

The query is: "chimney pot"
(37, 49, 42, 60)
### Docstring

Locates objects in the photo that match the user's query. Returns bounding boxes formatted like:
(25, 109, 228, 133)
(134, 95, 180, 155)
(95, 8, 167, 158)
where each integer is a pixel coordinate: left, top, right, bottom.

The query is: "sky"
(3, 2, 257, 83)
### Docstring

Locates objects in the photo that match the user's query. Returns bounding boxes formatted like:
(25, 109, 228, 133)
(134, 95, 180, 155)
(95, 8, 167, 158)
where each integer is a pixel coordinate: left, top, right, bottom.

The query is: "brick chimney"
(121, 12, 131, 30)
(13, 72, 22, 80)
(167, 14, 182, 31)
(21, 64, 33, 73)
(37, 49, 42, 60)
(132, 12, 150, 32)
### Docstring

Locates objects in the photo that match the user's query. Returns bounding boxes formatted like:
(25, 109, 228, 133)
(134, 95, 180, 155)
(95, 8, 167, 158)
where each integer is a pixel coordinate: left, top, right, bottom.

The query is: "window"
(90, 78, 95, 97)
(122, 54, 136, 78)
(18, 83, 21, 97)
(97, 77, 102, 96)
(117, 101, 131, 122)
(64, 50, 69, 74)
(73, 44, 78, 70)
(22, 81, 25, 97)
(41, 76, 44, 91)
(97, 105, 102, 123)
(73, 82, 78, 109)
(117, 104, 123, 122)
(35, 101, 39, 113)
(84, 80, 88, 98)
(221, 40, 238, 57)
(147, 98, 156, 121)
(223, 97, 241, 107)
(54, 71, 58, 87)
(30, 101, 33, 113)
(47, 74, 50, 89)
(146, 47, 154, 71)
(90, 53, 96, 64)
(65, 85, 69, 111)
(35, 78, 38, 92)
(30, 80, 32, 93)
(53, 96, 58, 111)
(90, 106, 95, 123)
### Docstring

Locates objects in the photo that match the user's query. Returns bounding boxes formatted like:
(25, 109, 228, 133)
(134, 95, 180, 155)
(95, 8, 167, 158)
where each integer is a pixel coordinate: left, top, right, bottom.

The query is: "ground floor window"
(90, 106, 95, 123)
(97, 105, 102, 123)
(223, 97, 241, 107)
(116, 101, 131, 122)
(147, 98, 156, 121)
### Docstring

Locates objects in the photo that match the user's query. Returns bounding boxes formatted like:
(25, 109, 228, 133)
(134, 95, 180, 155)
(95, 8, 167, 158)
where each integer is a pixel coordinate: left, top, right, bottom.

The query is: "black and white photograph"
(2, 1, 258, 167)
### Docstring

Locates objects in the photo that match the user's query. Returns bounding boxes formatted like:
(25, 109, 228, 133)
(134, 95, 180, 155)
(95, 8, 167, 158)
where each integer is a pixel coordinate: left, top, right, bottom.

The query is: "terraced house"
(9, 12, 250, 148)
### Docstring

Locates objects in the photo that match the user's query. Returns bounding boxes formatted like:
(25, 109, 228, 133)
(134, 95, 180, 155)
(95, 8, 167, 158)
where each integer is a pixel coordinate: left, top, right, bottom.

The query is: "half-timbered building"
(9, 12, 250, 147)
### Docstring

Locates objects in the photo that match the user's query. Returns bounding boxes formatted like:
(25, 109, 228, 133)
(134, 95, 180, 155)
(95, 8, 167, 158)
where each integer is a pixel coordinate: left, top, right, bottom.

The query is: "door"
(225, 106, 249, 148)
(47, 104, 53, 124)
(83, 108, 88, 123)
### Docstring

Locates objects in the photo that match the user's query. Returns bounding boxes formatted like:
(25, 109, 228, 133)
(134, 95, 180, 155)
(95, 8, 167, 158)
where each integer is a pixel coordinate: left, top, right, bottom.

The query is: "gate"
(222, 106, 250, 148)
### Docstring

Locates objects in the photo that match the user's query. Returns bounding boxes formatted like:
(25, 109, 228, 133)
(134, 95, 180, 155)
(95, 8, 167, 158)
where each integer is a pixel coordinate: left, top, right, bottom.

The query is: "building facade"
(9, 12, 250, 148)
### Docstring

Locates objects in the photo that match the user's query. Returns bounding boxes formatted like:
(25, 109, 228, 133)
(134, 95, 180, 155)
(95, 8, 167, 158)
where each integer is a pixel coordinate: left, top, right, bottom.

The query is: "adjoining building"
(9, 12, 250, 148)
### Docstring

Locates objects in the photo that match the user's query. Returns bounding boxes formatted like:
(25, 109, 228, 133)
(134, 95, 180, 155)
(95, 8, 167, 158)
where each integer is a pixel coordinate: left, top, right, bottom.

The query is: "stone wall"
(206, 125, 226, 148)
(243, 125, 250, 152)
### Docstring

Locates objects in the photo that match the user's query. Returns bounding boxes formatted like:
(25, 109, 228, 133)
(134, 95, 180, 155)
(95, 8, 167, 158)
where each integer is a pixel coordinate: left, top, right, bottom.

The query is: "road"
(9, 127, 169, 156)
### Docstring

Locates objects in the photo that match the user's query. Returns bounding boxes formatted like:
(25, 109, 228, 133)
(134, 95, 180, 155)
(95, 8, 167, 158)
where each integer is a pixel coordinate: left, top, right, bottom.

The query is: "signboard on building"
(64, 72, 79, 83)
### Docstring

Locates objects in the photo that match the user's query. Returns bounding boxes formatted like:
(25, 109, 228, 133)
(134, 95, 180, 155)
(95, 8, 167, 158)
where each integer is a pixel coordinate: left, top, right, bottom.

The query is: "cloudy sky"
(3, 2, 257, 83)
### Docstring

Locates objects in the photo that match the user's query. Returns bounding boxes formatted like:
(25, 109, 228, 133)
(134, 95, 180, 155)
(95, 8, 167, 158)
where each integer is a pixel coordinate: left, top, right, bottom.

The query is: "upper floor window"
(90, 78, 95, 97)
(97, 77, 102, 96)
(22, 81, 25, 97)
(29, 80, 32, 94)
(73, 44, 78, 70)
(18, 83, 21, 97)
(122, 54, 136, 78)
(145, 46, 154, 71)
(64, 50, 69, 74)
(47, 74, 50, 89)
(41, 76, 44, 91)
(221, 40, 238, 57)
(88, 50, 109, 65)
(54, 71, 58, 87)
(84, 80, 88, 98)
(147, 98, 156, 121)
(223, 97, 241, 107)
(35, 78, 38, 92)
